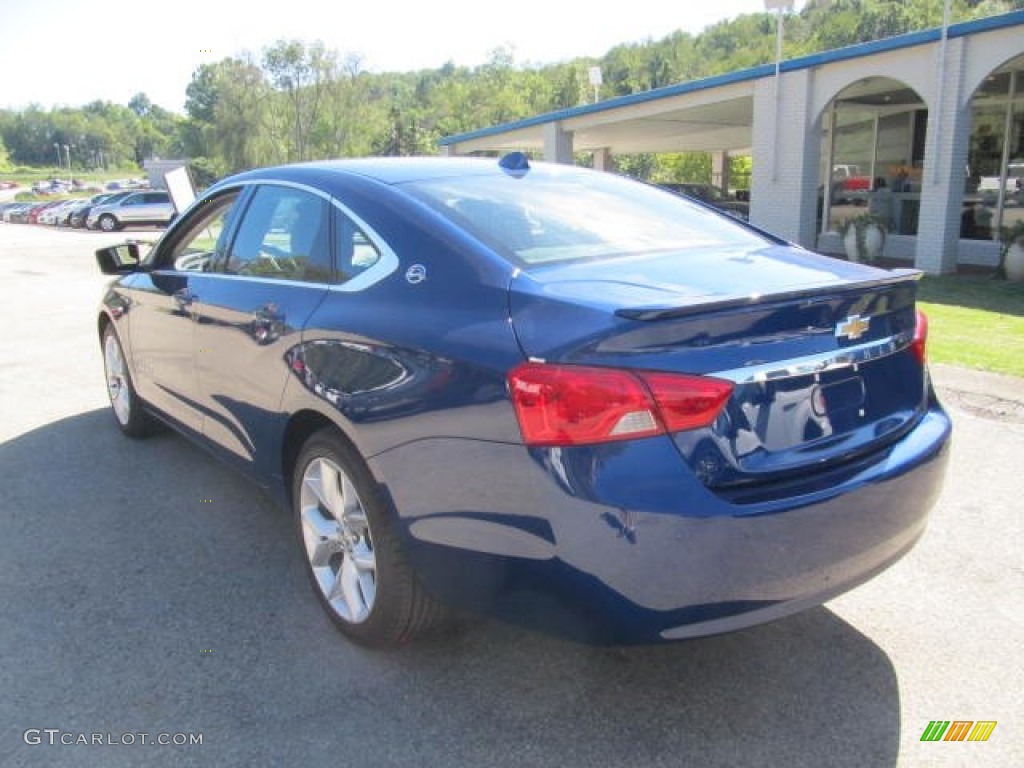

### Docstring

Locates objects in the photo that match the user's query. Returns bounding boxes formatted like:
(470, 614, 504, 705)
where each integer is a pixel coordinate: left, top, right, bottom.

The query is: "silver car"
(87, 190, 174, 231)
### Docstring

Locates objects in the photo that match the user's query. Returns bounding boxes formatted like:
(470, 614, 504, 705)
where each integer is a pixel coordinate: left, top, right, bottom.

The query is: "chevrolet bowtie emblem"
(835, 314, 870, 340)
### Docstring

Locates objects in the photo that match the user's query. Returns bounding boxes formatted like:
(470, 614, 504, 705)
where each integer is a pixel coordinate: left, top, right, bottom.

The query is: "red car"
(27, 202, 61, 224)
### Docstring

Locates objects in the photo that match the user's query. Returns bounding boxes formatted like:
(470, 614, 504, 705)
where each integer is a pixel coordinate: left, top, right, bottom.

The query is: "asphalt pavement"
(0, 224, 1020, 767)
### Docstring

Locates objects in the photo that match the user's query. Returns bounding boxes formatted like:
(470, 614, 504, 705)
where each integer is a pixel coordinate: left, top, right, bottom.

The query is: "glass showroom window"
(964, 57, 1024, 242)
(821, 78, 926, 238)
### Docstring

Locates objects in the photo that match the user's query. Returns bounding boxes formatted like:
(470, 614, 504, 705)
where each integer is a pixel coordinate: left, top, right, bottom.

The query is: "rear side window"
(224, 186, 332, 283)
(334, 208, 381, 283)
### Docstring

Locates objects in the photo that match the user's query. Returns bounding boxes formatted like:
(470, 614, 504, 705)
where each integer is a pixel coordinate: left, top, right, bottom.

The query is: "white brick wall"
(750, 69, 821, 247)
(753, 36, 982, 274)
(915, 37, 970, 274)
(544, 123, 573, 164)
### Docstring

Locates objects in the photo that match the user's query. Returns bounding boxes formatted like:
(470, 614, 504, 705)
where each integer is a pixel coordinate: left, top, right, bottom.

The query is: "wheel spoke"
(334, 556, 368, 622)
(104, 339, 118, 377)
(319, 461, 347, 518)
(300, 507, 343, 566)
(350, 544, 376, 572)
(355, 557, 376, 609)
(303, 459, 339, 516)
(340, 474, 363, 522)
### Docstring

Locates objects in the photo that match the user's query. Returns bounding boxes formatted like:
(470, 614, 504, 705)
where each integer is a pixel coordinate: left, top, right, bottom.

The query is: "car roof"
(221, 156, 577, 189)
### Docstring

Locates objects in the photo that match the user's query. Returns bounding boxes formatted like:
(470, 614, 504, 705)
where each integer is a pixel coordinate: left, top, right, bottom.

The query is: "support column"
(440, 144, 456, 157)
(544, 122, 574, 165)
(711, 151, 730, 191)
(593, 147, 614, 172)
(915, 36, 969, 275)
(750, 68, 820, 247)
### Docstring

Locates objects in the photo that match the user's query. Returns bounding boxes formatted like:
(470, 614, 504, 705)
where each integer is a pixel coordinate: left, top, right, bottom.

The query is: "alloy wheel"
(103, 332, 131, 426)
(298, 457, 377, 624)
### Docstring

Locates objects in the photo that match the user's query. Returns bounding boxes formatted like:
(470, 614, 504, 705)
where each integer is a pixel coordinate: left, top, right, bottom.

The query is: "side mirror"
(96, 243, 141, 275)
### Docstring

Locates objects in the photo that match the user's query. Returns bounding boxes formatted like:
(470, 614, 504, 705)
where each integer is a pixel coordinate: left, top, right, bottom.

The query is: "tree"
(263, 40, 334, 162)
(5, 0, 1023, 177)
(128, 92, 153, 118)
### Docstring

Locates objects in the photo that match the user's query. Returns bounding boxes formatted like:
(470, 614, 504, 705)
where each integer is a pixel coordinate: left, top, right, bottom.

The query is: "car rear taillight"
(911, 309, 928, 364)
(507, 362, 733, 447)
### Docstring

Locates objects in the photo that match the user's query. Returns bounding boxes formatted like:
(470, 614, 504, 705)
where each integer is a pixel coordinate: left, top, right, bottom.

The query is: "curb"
(930, 363, 1024, 424)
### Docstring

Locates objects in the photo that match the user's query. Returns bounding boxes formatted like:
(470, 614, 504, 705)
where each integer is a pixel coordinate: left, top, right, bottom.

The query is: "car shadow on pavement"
(1, 409, 899, 768)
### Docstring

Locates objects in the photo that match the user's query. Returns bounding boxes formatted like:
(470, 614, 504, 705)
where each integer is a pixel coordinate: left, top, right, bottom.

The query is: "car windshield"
(403, 169, 767, 267)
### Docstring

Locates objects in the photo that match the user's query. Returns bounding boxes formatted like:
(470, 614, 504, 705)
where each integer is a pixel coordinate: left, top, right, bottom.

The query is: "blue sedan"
(96, 155, 951, 646)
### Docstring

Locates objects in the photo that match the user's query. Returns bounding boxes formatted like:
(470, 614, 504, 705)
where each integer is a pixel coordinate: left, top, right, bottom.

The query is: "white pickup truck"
(977, 160, 1024, 200)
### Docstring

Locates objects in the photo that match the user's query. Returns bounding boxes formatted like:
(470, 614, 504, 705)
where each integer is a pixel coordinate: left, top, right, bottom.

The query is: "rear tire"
(292, 428, 450, 647)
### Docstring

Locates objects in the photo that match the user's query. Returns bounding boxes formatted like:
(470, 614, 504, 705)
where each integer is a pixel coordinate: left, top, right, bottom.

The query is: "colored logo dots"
(920, 721, 997, 742)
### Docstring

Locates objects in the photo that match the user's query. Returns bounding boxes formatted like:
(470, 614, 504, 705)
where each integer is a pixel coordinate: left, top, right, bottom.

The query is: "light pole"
(931, 0, 952, 185)
(53, 142, 61, 171)
(63, 144, 74, 188)
(588, 66, 603, 104)
(764, 0, 794, 183)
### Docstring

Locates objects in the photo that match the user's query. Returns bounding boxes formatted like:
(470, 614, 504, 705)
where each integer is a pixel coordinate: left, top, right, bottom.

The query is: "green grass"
(917, 275, 1024, 378)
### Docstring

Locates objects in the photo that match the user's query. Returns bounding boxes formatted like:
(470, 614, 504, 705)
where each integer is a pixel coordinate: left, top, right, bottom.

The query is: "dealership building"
(439, 11, 1024, 274)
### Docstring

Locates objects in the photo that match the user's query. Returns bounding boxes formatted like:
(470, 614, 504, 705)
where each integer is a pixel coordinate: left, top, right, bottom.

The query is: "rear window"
(403, 168, 767, 266)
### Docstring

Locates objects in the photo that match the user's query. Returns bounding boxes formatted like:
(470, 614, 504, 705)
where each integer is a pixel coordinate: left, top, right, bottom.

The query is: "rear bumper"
(371, 406, 951, 644)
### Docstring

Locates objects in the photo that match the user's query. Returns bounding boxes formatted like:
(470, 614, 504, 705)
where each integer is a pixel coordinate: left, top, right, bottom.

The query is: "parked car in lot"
(67, 192, 117, 228)
(27, 201, 62, 224)
(831, 164, 872, 204)
(11, 202, 42, 223)
(87, 190, 173, 231)
(659, 182, 750, 221)
(0, 201, 24, 221)
(977, 159, 1024, 203)
(3, 202, 33, 223)
(95, 155, 951, 647)
(37, 202, 63, 226)
(39, 199, 82, 226)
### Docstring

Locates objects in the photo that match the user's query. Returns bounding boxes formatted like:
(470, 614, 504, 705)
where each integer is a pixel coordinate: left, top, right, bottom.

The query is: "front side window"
(163, 191, 242, 271)
(224, 186, 332, 283)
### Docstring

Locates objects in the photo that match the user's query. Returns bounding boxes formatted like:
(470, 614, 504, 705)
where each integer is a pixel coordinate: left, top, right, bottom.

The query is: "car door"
(125, 189, 246, 433)
(192, 184, 334, 477)
(125, 192, 168, 224)
(115, 193, 145, 224)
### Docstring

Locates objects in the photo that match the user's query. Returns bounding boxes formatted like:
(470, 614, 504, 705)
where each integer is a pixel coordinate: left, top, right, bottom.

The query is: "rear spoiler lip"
(614, 269, 923, 321)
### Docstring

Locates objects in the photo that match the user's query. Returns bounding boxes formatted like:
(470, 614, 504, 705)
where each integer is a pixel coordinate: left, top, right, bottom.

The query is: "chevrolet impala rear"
(380, 160, 951, 643)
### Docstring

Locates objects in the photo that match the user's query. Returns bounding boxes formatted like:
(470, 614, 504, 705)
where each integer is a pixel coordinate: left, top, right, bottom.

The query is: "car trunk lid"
(507, 245, 928, 492)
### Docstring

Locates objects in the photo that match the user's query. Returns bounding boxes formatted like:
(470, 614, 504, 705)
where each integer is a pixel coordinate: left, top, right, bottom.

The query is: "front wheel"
(293, 428, 450, 647)
(102, 326, 159, 438)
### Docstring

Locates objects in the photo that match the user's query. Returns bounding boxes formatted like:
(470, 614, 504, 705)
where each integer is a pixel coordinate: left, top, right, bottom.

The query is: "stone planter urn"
(841, 216, 886, 264)
(1005, 241, 1024, 282)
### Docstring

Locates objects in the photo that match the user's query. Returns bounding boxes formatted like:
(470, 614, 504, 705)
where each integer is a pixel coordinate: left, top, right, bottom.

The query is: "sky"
(0, 0, 805, 114)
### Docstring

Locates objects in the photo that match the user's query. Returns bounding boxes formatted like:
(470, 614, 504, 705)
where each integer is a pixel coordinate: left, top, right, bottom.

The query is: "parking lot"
(0, 223, 1020, 767)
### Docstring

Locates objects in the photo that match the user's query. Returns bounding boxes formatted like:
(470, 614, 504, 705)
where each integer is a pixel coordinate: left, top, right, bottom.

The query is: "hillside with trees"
(1, 0, 1021, 186)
